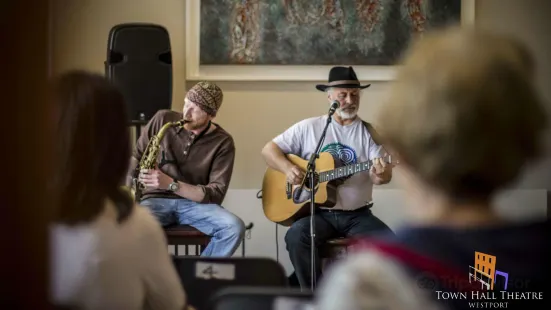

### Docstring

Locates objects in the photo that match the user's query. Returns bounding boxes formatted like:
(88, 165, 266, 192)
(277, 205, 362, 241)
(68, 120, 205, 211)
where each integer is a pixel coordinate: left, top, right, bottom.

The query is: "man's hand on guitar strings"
(369, 155, 393, 185)
(371, 157, 387, 176)
(285, 165, 305, 185)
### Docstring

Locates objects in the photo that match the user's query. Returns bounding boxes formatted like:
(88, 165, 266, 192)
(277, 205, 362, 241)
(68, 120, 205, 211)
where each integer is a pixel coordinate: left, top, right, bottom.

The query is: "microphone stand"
(299, 109, 335, 291)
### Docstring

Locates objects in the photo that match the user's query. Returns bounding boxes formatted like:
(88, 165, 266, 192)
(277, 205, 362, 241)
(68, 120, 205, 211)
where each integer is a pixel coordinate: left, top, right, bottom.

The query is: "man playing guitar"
(261, 66, 394, 290)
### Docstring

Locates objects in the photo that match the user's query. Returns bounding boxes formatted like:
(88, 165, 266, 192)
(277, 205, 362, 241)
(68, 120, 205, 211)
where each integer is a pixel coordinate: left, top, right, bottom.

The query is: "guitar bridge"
(286, 182, 292, 199)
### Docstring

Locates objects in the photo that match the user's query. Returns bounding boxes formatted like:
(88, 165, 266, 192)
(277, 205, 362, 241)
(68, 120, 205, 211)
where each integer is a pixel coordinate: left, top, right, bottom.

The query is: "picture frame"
(185, 0, 475, 82)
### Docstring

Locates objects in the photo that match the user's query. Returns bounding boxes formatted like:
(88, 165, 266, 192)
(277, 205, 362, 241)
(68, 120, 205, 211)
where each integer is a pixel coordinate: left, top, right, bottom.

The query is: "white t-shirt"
(50, 201, 186, 310)
(273, 115, 385, 211)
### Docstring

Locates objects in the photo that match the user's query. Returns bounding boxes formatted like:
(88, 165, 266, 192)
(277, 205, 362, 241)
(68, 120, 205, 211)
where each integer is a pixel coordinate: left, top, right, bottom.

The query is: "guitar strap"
(354, 239, 483, 293)
(361, 120, 384, 146)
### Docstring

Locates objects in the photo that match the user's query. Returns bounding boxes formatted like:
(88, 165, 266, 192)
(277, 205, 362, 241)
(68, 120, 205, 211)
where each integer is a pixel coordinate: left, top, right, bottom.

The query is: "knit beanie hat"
(186, 81, 223, 116)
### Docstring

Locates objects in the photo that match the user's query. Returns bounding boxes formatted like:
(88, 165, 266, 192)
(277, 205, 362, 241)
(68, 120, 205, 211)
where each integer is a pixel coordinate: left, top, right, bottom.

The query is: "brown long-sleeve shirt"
(127, 109, 235, 205)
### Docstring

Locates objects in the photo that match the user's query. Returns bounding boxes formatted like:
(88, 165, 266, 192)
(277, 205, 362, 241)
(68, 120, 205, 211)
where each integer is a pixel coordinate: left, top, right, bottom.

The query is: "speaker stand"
(130, 119, 149, 142)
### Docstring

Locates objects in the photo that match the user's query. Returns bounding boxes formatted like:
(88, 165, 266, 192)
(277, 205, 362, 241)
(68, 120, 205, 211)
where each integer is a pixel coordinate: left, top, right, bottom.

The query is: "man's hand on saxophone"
(138, 166, 206, 202)
(138, 168, 172, 191)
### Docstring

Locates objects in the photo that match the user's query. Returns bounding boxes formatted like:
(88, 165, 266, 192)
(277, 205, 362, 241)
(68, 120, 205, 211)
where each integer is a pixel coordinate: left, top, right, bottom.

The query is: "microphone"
(328, 100, 340, 116)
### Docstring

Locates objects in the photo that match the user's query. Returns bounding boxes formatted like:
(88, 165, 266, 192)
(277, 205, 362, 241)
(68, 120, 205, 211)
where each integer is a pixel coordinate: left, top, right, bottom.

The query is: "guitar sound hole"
(293, 188, 305, 203)
(292, 173, 320, 204)
(293, 186, 317, 204)
(303, 173, 320, 190)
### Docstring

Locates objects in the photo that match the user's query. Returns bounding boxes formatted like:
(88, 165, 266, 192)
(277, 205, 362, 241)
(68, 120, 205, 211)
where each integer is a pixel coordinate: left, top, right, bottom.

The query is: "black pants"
(284, 205, 394, 290)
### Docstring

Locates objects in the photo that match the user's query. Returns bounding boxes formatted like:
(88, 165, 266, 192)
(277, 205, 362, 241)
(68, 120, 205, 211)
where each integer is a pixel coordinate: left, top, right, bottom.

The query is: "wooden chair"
(319, 237, 355, 270)
(165, 223, 254, 256)
(165, 225, 211, 256)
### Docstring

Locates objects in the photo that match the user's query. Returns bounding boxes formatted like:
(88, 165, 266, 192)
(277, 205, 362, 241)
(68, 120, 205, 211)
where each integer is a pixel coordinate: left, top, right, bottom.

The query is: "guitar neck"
(319, 160, 374, 182)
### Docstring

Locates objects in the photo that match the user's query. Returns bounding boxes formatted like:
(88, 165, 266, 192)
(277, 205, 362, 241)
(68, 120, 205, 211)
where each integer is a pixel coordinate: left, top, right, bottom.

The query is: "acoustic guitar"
(261, 152, 396, 226)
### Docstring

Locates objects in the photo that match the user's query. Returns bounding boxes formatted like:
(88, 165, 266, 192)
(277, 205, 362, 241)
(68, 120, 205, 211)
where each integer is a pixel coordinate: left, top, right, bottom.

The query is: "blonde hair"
(377, 27, 547, 201)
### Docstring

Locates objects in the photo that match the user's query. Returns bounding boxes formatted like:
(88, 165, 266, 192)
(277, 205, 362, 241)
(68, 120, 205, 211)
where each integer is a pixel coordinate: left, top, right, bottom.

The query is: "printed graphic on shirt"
(321, 142, 358, 166)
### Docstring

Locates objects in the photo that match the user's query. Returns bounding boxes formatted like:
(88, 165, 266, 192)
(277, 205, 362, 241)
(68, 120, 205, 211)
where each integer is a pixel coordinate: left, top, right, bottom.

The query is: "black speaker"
(105, 23, 172, 123)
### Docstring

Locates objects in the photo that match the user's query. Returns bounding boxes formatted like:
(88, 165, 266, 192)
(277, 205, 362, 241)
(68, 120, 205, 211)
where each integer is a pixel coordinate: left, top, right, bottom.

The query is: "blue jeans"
(140, 198, 245, 257)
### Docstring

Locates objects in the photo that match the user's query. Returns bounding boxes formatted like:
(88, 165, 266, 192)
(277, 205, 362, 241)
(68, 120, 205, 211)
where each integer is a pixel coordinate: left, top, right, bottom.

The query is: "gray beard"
(328, 100, 357, 120)
(336, 109, 357, 120)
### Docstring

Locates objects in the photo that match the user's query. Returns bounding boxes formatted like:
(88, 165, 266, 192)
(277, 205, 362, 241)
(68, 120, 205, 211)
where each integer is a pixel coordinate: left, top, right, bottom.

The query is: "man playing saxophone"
(126, 81, 245, 257)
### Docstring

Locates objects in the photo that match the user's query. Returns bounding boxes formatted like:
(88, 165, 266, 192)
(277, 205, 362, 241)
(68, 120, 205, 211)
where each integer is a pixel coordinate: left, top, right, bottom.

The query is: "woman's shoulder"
(130, 204, 175, 248)
(51, 203, 165, 249)
(126, 203, 167, 236)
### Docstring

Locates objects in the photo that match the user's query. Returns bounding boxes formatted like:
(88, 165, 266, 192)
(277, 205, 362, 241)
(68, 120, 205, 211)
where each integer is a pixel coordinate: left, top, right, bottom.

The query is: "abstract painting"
(199, 0, 462, 66)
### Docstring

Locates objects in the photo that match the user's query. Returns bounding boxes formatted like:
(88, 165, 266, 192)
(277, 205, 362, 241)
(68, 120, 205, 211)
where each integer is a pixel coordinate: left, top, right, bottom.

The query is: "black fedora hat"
(316, 66, 371, 92)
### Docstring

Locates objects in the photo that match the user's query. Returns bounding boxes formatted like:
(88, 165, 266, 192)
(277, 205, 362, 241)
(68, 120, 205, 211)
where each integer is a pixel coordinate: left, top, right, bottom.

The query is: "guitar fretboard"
(319, 160, 373, 182)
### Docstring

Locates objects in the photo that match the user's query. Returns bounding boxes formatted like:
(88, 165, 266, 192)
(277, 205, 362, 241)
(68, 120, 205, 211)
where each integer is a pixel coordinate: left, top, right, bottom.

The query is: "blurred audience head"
(377, 26, 547, 209)
(52, 70, 133, 225)
(316, 251, 442, 310)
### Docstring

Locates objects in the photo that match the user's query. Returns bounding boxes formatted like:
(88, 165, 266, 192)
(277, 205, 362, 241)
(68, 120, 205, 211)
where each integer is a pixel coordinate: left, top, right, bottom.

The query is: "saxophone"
(131, 120, 187, 201)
